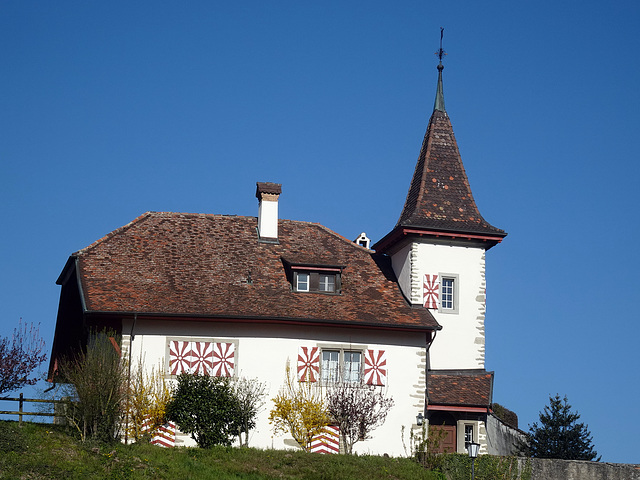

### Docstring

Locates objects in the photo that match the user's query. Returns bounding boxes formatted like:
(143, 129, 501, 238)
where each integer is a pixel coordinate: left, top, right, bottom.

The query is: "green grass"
(0, 421, 441, 480)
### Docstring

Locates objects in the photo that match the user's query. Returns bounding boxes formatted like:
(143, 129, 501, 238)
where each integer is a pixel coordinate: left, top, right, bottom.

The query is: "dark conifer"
(519, 394, 599, 461)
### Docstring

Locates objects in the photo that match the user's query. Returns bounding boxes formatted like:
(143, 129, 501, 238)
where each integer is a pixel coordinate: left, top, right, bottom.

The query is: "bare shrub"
(59, 330, 126, 443)
(0, 319, 47, 394)
(326, 382, 394, 454)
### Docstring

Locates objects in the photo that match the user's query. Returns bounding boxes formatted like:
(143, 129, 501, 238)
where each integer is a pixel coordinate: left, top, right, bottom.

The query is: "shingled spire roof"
(395, 62, 505, 239)
(374, 59, 506, 253)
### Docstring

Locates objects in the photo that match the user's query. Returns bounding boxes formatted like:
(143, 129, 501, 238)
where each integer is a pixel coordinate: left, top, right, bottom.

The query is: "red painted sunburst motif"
(297, 346, 320, 382)
(190, 341, 214, 375)
(169, 341, 193, 375)
(211, 342, 235, 377)
(311, 426, 340, 454)
(423, 274, 439, 309)
(364, 349, 387, 386)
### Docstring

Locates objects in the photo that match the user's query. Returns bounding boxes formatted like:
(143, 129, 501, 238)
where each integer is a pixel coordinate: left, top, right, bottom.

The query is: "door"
(430, 425, 456, 453)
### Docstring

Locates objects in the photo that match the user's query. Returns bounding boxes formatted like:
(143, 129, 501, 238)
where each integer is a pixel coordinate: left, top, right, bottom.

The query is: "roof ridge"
(75, 212, 154, 255)
(306, 221, 374, 252)
(74, 212, 264, 255)
(429, 369, 495, 375)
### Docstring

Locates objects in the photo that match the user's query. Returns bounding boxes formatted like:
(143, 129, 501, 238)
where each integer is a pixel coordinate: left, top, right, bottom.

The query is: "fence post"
(19, 392, 24, 426)
(54, 397, 69, 426)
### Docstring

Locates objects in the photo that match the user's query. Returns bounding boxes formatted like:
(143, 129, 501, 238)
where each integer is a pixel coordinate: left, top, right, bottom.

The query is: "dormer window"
(318, 274, 335, 292)
(296, 273, 310, 292)
(291, 267, 342, 294)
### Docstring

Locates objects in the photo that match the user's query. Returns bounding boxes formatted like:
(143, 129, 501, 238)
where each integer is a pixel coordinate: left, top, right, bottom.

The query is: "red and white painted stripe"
(310, 426, 340, 454)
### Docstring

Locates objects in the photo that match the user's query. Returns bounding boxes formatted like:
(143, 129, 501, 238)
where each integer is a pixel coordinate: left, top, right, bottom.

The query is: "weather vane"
(435, 27, 447, 64)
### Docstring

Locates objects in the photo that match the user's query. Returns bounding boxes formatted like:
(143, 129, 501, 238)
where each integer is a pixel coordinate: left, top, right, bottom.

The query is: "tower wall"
(391, 239, 487, 370)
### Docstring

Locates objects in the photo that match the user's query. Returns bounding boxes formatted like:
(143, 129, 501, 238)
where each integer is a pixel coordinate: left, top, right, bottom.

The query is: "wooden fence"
(0, 393, 67, 426)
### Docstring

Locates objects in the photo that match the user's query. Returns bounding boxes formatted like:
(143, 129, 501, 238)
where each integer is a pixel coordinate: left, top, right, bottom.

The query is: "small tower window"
(438, 274, 458, 313)
(441, 278, 454, 309)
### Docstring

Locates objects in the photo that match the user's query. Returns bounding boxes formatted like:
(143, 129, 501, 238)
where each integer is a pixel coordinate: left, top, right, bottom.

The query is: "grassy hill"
(0, 421, 440, 480)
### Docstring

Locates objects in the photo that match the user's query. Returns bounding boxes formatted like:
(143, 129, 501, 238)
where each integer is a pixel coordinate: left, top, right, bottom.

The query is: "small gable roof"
(428, 370, 494, 407)
(63, 212, 439, 331)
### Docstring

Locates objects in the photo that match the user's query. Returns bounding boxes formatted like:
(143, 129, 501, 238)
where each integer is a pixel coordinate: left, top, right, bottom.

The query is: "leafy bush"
(166, 373, 242, 448)
(439, 453, 531, 480)
(491, 403, 519, 429)
(59, 330, 126, 443)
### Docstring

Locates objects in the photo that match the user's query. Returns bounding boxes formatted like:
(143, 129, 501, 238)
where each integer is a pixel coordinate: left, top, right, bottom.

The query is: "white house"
(49, 59, 520, 456)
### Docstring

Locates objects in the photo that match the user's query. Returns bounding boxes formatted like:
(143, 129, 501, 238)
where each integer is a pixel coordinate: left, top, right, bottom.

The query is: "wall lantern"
(416, 412, 424, 426)
(468, 441, 480, 480)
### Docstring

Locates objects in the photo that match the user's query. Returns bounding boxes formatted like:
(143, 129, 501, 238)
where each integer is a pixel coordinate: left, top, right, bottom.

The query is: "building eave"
(83, 310, 441, 333)
(427, 404, 490, 413)
(373, 225, 506, 253)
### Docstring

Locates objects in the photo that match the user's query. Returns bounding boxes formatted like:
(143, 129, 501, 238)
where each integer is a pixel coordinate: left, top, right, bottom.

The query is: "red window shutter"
(297, 346, 319, 382)
(364, 349, 387, 386)
(423, 274, 439, 309)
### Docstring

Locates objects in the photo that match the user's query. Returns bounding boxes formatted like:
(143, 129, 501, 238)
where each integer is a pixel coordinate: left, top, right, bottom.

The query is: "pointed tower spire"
(375, 33, 505, 253)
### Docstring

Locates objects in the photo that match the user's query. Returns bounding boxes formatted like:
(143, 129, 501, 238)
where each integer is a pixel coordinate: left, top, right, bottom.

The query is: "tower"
(373, 51, 506, 371)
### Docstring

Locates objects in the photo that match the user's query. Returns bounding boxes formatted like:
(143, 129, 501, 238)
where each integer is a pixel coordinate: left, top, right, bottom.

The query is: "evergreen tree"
(520, 394, 599, 461)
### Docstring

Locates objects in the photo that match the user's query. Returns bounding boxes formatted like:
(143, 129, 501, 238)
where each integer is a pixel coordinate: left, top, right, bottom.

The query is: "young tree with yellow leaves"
(268, 362, 329, 451)
(125, 360, 173, 442)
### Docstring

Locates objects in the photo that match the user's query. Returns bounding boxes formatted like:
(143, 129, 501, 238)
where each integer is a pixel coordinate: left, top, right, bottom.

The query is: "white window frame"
(457, 420, 479, 454)
(320, 348, 363, 384)
(438, 273, 459, 314)
(292, 270, 341, 294)
(318, 274, 336, 292)
(295, 272, 310, 292)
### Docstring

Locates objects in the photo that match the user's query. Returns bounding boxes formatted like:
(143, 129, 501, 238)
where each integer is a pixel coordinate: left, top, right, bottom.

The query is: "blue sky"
(2, 1, 639, 463)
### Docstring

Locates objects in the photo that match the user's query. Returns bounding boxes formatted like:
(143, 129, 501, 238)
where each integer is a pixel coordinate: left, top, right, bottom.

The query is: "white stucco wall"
(122, 318, 427, 456)
(390, 243, 413, 303)
(390, 239, 487, 370)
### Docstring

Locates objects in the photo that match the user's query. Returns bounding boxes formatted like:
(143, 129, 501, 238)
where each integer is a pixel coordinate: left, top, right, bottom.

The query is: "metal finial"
(433, 27, 446, 112)
(435, 27, 447, 66)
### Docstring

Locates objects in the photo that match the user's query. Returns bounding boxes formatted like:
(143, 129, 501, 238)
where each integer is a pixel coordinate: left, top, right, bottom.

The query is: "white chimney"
(256, 182, 281, 240)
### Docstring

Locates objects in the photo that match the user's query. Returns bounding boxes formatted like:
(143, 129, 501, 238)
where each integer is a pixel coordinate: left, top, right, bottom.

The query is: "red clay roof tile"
(73, 212, 439, 330)
(397, 108, 505, 238)
(428, 370, 493, 407)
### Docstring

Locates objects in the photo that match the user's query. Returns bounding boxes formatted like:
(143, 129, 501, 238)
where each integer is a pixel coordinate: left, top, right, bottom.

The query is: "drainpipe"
(124, 313, 137, 445)
(424, 330, 437, 426)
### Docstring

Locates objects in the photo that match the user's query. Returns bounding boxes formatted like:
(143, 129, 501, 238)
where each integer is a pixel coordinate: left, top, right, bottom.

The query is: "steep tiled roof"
(395, 67, 505, 238)
(70, 212, 439, 330)
(428, 370, 493, 407)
